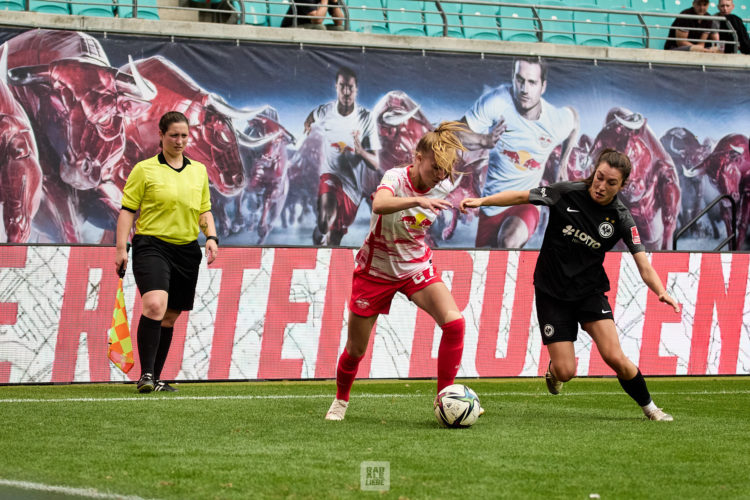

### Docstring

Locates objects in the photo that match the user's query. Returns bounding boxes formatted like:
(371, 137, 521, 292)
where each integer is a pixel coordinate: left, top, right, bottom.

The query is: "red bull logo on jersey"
(401, 213, 432, 230)
(331, 141, 354, 153)
(503, 150, 542, 172)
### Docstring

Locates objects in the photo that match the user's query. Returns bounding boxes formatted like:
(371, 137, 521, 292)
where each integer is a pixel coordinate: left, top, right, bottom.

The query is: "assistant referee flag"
(107, 278, 133, 373)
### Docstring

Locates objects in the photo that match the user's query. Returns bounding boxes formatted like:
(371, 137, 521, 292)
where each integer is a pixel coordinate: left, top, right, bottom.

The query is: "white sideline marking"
(0, 479, 151, 499)
(0, 389, 748, 404)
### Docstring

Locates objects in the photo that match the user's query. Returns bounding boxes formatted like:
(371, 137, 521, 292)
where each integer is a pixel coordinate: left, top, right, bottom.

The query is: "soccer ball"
(433, 384, 481, 428)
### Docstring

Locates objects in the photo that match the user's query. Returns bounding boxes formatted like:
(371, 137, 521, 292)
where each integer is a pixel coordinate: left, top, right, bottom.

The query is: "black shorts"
(132, 234, 202, 311)
(535, 289, 615, 345)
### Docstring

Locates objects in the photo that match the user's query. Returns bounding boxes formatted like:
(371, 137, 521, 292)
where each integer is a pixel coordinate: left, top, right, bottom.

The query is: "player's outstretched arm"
(460, 190, 530, 213)
(632, 252, 681, 313)
(372, 188, 451, 215)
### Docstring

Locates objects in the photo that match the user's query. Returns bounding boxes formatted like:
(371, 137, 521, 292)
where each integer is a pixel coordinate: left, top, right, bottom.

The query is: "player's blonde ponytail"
(416, 121, 468, 181)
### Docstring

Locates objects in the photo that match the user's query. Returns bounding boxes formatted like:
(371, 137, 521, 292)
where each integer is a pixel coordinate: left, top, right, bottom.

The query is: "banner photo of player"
(1, 28, 748, 250)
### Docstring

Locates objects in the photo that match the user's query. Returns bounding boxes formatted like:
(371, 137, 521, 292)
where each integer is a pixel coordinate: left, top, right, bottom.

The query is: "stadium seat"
(573, 5, 610, 46)
(346, 0, 389, 34)
(424, 0, 463, 38)
(231, 0, 267, 24)
(385, 0, 426, 36)
(498, 5, 540, 42)
(29, 0, 70, 13)
(662, 0, 685, 12)
(538, 1, 576, 44)
(642, 9, 673, 48)
(0, 0, 25, 9)
(71, 0, 114, 16)
(609, 12, 646, 47)
(119, 0, 159, 19)
(461, 2, 500, 40)
(267, 0, 291, 27)
(633, 0, 667, 11)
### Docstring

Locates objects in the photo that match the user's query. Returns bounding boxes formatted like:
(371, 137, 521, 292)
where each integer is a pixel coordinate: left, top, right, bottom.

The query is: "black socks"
(154, 327, 174, 381)
(136, 315, 161, 375)
(618, 369, 652, 407)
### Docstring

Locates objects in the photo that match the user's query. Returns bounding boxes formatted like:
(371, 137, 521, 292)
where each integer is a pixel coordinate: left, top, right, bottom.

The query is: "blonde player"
(325, 121, 472, 421)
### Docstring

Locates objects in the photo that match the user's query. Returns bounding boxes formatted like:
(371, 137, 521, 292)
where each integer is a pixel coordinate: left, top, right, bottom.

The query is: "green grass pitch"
(0, 377, 748, 499)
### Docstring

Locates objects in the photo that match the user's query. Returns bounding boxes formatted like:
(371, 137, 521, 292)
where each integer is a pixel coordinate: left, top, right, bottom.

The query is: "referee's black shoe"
(154, 380, 178, 392)
(137, 372, 155, 393)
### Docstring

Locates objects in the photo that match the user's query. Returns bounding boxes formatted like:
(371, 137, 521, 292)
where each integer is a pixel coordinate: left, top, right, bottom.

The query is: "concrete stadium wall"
(2, 9, 750, 69)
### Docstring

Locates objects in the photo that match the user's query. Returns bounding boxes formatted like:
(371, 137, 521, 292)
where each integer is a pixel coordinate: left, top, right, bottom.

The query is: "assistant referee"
(115, 111, 219, 393)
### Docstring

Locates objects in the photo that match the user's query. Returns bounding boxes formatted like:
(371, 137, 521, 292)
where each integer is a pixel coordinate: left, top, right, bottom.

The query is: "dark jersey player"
(461, 148, 680, 421)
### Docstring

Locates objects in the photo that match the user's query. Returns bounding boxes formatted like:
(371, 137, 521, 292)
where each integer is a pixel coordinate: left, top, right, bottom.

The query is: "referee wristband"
(206, 235, 219, 246)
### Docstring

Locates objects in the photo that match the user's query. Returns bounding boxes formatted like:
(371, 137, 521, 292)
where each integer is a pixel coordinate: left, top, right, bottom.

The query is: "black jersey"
(529, 181, 645, 300)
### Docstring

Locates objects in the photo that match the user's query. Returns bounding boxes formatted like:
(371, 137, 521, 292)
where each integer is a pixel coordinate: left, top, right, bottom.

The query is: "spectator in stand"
(664, 0, 721, 52)
(281, 0, 345, 30)
(716, 0, 750, 54)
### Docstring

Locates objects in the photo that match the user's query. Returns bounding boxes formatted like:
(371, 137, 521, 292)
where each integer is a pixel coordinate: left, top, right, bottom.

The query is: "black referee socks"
(136, 315, 162, 375)
(618, 369, 652, 407)
(154, 327, 174, 381)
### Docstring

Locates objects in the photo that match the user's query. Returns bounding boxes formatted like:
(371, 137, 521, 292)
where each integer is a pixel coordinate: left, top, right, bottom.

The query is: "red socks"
(335, 349, 364, 401)
(437, 317, 465, 392)
(335, 316, 465, 399)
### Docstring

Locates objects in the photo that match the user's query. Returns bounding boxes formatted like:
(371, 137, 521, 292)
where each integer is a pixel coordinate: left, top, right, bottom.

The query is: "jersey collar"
(158, 152, 191, 172)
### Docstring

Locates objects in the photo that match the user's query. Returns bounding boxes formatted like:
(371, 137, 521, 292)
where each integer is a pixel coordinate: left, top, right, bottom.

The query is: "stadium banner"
(0, 246, 748, 384)
(0, 28, 749, 250)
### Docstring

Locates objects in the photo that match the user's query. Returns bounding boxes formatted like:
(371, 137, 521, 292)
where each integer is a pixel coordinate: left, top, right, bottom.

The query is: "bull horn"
(127, 55, 157, 101)
(730, 144, 744, 155)
(682, 165, 700, 178)
(381, 105, 422, 127)
(237, 129, 284, 149)
(614, 111, 645, 130)
(667, 135, 686, 156)
(0, 43, 7, 85)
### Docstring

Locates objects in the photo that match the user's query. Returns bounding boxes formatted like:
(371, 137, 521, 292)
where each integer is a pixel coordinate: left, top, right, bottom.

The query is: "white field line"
(0, 479, 152, 500)
(1, 389, 749, 404)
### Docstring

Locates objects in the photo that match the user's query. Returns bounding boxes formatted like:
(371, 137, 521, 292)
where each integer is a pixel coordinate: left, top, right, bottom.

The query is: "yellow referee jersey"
(121, 153, 212, 245)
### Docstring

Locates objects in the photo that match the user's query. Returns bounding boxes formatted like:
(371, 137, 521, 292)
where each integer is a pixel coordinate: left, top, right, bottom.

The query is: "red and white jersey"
(311, 101, 381, 204)
(355, 166, 453, 280)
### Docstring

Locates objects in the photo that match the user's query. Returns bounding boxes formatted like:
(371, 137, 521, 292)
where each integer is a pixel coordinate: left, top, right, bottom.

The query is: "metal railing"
(7, 0, 749, 50)
(672, 194, 738, 251)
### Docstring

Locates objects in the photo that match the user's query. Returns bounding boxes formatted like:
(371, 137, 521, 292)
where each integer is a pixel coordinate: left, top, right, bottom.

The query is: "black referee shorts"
(132, 234, 202, 311)
(535, 289, 615, 345)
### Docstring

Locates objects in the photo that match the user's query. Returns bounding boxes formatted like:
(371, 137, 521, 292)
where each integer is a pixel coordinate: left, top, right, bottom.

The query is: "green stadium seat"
(642, 9, 673, 48)
(267, 0, 291, 27)
(346, 0, 389, 33)
(231, 0, 267, 24)
(632, 0, 667, 11)
(29, 0, 70, 13)
(385, 0, 426, 36)
(539, 1, 576, 44)
(461, 2, 500, 40)
(71, 0, 115, 16)
(119, 0, 159, 19)
(498, 5, 540, 42)
(0, 0, 25, 9)
(609, 12, 646, 47)
(662, 0, 685, 12)
(573, 5, 610, 46)
(424, 1, 463, 38)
